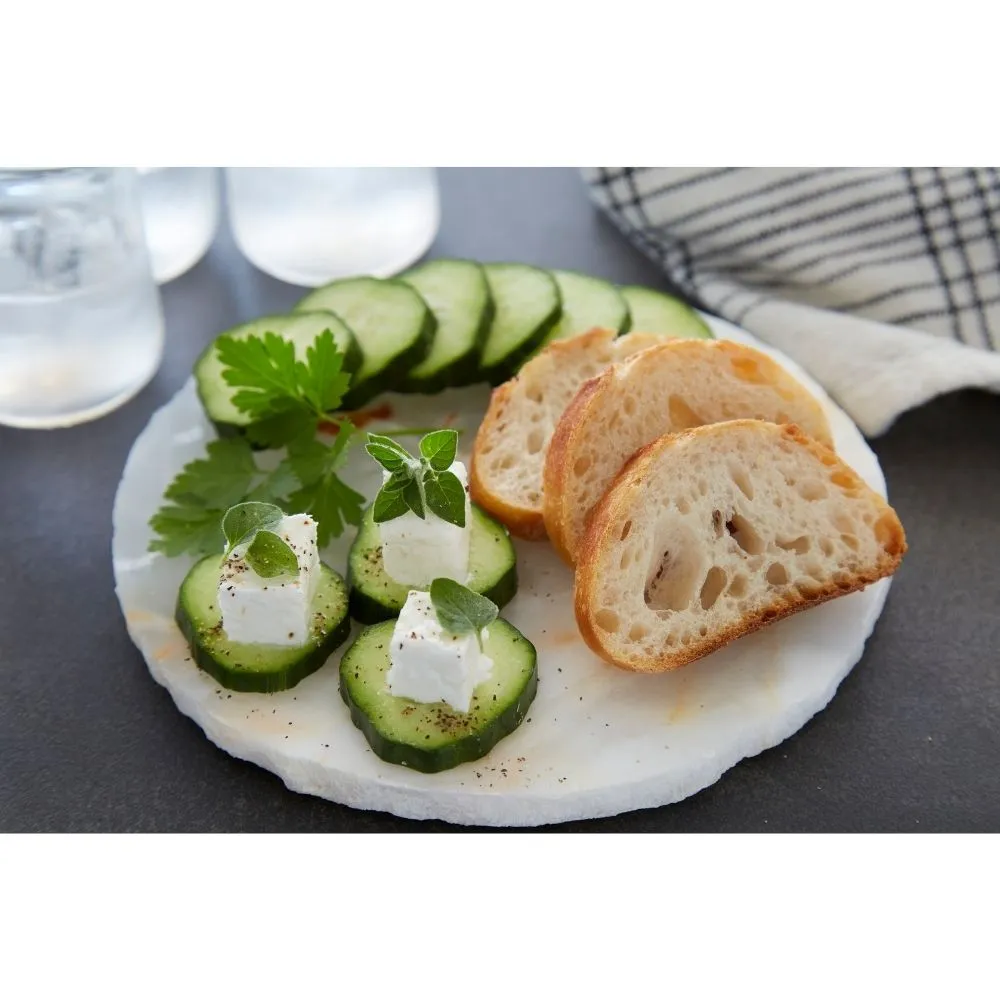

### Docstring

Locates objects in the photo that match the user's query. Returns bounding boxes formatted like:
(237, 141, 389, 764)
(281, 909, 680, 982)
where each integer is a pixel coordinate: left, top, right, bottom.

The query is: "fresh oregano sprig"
(365, 429, 466, 528)
(220, 501, 299, 578)
(429, 578, 498, 652)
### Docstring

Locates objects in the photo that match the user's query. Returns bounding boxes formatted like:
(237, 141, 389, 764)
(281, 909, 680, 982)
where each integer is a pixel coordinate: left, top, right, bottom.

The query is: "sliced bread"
(544, 338, 834, 564)
(470, 327, 662, 539)
(574, 420, 906, 673)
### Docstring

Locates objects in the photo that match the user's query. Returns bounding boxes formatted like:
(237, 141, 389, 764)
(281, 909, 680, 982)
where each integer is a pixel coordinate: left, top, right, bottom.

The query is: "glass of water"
(0, 168, 164, 429)
(225, 168, 440, 286)
(138, 167, 220, 283)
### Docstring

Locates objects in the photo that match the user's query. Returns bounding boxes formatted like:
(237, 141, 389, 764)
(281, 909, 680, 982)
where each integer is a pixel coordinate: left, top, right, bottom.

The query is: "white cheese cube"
(378, 460, 472, 588)
(385, 590, 493, 713)
(217, 513, 320, 646)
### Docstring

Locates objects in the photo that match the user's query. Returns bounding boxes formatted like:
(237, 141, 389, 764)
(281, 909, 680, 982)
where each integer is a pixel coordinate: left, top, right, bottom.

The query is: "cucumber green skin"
(478, 263, 564, 386)
(542, 267, 633, 345)
(342, 302, 435, 408)
(339, 620, 538, 773)
(175, 557, 351, 694)
(479, 301, 561, 386)
(294, 278, 436, 409)
(347, 504, 518, 625)
(193, 312, 363, 444)
(618, 286, 714, 340)
(398, 295, 495, 394)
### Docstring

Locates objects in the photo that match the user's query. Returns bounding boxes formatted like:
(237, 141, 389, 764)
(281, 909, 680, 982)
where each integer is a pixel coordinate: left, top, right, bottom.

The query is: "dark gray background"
(2, 168, 997, 832)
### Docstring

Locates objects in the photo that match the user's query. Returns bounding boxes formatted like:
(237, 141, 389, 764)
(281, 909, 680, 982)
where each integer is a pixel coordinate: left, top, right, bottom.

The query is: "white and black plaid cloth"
(584, 167, 1000, 435)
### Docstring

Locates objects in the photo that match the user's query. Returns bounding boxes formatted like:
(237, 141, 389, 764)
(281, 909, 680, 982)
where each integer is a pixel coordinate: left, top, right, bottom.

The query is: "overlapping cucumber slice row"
(194, 259, 710, 436)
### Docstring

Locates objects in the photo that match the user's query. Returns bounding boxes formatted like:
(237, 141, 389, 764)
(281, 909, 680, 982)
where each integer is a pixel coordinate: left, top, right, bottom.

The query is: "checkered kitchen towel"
(584, 168, 1000, 436)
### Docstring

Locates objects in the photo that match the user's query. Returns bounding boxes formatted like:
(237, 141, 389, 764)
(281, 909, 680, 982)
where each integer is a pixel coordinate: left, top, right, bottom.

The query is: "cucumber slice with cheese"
(340, 617, 537, 773)
(176, 556, 350, 693)
(347, 504, 517, 624)
(194, 312, 361, 435)
(619, 285, 713, 340)
(296, 276, 435, 408)
(479, 263, 562, 384)
(397, 259, 494, 393)
(541, 269, 631, 346)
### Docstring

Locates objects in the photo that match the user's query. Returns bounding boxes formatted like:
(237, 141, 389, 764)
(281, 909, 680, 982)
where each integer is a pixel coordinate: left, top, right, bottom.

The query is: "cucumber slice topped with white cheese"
(340, 616, 537, 773)
(398, 258, 494, 393)
(194, 312, 361, 435)
(479, 263, 562, 384)
(176, 556, 350, 693)
(347, 504, 518, 624)
(296, 276, 435, 408)
(619, 285, 713, 340)
(541, 269, 631, 345)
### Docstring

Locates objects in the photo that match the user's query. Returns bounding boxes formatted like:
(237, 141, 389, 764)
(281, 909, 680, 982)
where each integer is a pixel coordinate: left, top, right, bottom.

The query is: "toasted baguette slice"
(575, 420, 906, 673)
(544, 339, 834, 564)
(470, 327, 662, 539)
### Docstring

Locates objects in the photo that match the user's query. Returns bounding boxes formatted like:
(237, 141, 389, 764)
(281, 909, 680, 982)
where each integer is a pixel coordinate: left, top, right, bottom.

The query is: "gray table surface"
(2, 168, 997, 832)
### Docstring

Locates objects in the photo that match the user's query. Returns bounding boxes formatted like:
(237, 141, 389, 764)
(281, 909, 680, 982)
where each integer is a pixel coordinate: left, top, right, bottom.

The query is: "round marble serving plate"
(112, 316, 891, 827)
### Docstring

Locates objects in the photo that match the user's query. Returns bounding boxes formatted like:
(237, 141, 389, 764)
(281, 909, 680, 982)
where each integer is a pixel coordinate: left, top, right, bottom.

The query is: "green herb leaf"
(149, 505, 227, 558)
(364, 433, 412, 473)
(402, 476, 425, 519)
(244, 529, 299, 578)
(419, 429, 458, 472)
(149, 439, 259, 557)
(429, 578, 498, 652)
(379, 468, 412, 495)
(163, 438, 256, 509)
(245, 458, 299, 506)
(217, 331, 303, 419)
(423, 469, 466, 527)
(373, 489, 410, 523)
(287, 475, 365, 549)
(244, 410, 316, 450)
(366, 444, 407, 473)
(297, 330, 351, 415)
(221, 501, 285, 554)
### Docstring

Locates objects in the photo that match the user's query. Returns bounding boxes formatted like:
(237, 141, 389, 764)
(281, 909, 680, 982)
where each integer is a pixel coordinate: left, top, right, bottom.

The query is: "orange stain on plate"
(318, 402, 395, 435)
(667, 680, 693, 723)
(153, 640, 188, 662)
(547, 629, 580, 648)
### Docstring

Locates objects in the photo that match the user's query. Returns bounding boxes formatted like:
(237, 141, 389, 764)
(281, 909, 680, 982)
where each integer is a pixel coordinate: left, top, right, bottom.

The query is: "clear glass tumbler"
(0, 168, 164, 429)
(139, 167, 220, 283)
(225, 168, 440, 286)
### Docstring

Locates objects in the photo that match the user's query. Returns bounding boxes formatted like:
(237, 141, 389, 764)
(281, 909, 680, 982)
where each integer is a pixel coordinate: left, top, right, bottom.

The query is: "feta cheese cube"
(217, 513, 320, 646)
(385, 590, 493, 713)
(378, 460, 472, 588)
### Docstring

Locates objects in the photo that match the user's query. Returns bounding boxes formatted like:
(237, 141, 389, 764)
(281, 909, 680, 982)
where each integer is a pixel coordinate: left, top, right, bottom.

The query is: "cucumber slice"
(340, 618, 537, 773)
(194, 312, 361, 434)
(541, 269, 631, 346)
(296, 277, 435, 408)
(619, 286, 713, 340)
(175, 556, 351, 693)
(347, 504, 517, 625)
(479, 263, 562, 384)
(397, 259, 494, 393)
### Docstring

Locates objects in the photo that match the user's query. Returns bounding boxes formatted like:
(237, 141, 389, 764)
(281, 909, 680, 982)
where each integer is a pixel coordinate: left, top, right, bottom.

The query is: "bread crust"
(469, 377, 548, 540)
(470, 327, 658, 541)
(573, 421, 907, 673)
(544, 339, 836, 565)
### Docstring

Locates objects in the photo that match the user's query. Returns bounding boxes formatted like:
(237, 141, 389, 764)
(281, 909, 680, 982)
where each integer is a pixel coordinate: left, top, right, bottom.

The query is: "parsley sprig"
(149, 329, 365, 556)
(365, 429, 466, 527)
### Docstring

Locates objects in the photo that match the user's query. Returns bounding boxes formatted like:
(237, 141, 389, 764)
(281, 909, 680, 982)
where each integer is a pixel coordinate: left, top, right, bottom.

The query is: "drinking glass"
(225, 168, 440, 286)
(139, 167, 220, 283)
(0, 168, 164, 429)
